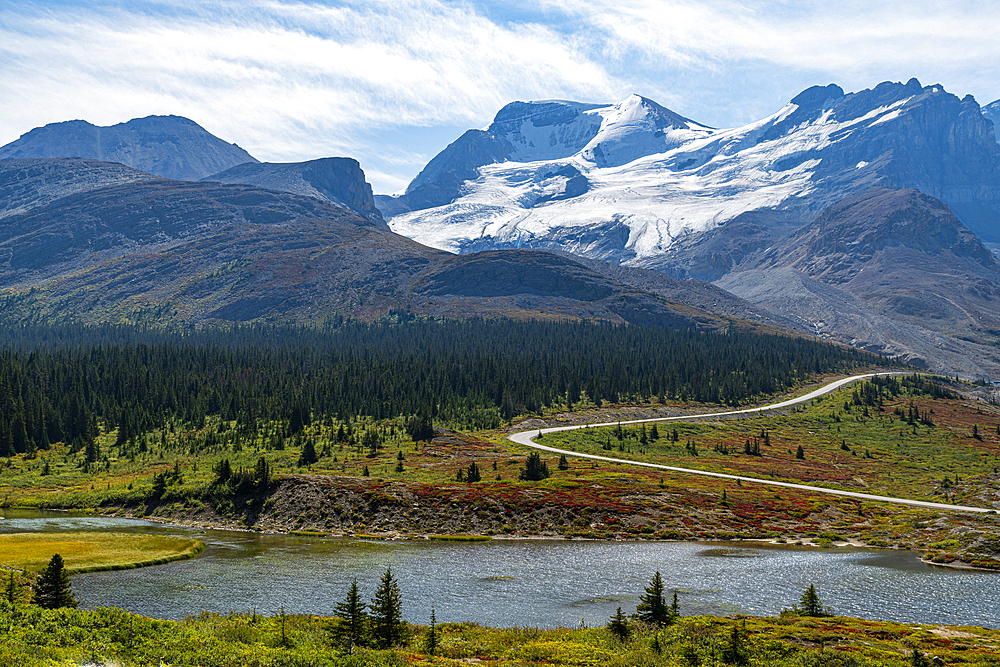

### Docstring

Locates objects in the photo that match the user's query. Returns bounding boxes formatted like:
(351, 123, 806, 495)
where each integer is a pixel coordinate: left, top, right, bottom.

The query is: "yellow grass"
(0, 532, 205, 573)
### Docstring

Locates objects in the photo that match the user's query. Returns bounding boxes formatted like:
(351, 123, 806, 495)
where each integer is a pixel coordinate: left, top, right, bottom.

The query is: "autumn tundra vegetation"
(1, 320, 999, 665)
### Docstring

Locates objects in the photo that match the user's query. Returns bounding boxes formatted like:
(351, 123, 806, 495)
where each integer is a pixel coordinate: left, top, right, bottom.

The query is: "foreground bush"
(0, 601, 997, 667)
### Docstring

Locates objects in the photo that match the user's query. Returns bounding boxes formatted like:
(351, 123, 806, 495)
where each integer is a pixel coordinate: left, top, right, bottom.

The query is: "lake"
(2, 509, 996, 628)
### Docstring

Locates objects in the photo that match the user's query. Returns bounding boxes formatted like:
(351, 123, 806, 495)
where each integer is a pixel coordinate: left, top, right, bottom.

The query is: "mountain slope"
(387, 80, 1000, 262)
(0, 116, 257, 181)
(715, 188, 1000, 375)
(984, 100, 1000, 141)
(0, 159, 722, 330)
(0, 158, 156, 220)
(203, 158, 386, 227)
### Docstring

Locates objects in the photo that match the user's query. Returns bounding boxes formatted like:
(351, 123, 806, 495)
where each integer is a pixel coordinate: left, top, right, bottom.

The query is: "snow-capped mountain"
(384, 80, 1000, 264)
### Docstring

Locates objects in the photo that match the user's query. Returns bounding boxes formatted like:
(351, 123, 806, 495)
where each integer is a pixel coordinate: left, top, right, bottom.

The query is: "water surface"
(2, 510, 995, 628)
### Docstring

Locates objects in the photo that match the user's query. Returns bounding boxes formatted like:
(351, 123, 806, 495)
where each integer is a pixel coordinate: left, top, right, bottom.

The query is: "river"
(2, 510, 996, 628)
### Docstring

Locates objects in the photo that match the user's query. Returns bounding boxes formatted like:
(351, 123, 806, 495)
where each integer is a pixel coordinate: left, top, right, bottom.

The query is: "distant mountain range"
(0, 157, 765, 331)
(4, 80, 1000, 376)
(384, 80, 1000, 261)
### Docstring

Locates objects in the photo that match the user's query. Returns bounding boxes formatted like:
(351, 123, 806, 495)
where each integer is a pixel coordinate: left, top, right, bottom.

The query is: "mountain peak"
(0, 115, 258, 181)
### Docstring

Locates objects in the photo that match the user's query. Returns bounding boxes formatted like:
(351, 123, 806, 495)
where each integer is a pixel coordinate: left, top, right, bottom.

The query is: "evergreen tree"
(406, 415, 435, 442)
(465, 461, 481, 483)
(797, 584, 829, 617)
(424, 607, 439, 656)
(607, 606, 630, 642)
(795, 444, 805, 460)
(519, 451, 550, 481)
(332, 579, 368, 650)
(32, 554, 77, 609)
(370, 567, 405, 648)
(722, 625, 749, 665)
(636, 571, 672, 626)
(650, 425, 659, 440)
(5, 570, 27, 604)
(254, 456, 270, 492)
(558, 453, 569, 470)
(299, 438, 319, 466)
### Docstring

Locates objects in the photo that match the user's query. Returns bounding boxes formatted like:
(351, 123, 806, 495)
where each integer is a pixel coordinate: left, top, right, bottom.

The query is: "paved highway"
(508, 373, 995, 513)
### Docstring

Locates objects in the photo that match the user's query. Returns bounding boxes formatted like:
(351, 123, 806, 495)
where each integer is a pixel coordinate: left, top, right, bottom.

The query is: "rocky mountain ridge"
(713, 188, 1000, 375)
(0, 115, 258, 181)
(0, 157, 748, 331)
(203, 158, 386, 227)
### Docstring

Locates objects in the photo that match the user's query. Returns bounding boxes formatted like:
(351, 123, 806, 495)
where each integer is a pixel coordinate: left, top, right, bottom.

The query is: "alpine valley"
(380, 79, 1000, 377)
(3, 79, 1000, 376)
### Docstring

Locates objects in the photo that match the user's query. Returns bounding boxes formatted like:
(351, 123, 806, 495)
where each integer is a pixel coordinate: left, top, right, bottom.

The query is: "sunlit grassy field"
(0, 531, 204, 572)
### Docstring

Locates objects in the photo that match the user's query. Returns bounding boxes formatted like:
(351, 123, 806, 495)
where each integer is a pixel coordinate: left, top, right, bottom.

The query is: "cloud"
(1, 0, 997, 192)
(0, 0, 621, 190)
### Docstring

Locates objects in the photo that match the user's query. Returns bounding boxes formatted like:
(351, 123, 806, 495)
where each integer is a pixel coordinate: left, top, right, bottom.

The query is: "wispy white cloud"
(0, 0, 997, 192)
(0, 0, 618, 190)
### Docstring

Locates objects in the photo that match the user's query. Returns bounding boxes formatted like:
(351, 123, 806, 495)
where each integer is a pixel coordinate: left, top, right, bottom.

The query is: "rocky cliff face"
(983, 100, 1000, 142)
(0, 115, 258, 181)
(204, 157, 386, 227)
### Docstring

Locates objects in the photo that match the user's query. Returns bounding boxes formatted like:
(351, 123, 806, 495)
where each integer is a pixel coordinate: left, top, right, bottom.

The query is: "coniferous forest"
(0, 317, 888, 458)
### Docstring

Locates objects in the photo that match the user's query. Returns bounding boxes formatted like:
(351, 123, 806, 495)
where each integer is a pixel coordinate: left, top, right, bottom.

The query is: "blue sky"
(1, 0, 998, 193)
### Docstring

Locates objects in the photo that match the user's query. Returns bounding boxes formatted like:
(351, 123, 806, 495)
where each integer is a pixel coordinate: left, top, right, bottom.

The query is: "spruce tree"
(636, 571, 672, 626)
(795, 444, 805, 460)
(299, 439, 319, 466)
(797, 583, 829, 617)
(332, 579, 368, 649)
(370, 567, 404, 648)
(519, 451, 550, 481)
(607, 606, 630, 641)
(32, 554, 77, 609)
(424, 607, 439, 656)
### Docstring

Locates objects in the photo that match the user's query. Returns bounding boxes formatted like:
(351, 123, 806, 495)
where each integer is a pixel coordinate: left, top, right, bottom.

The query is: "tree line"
(0, 319, 888, 458)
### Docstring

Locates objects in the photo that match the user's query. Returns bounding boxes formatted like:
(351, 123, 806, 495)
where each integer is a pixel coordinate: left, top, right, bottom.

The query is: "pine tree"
(607, 606, 630, 641)
(466, 461, 481, 482)
(299, 438, 319, 466)
(795, 444, 805, 460)
(636, 571, 672, 626)
(332, 579, 368, 650)
(557, 454, 569, 470)
(519, 451, 550, 481)
(255, 456, 270, 492)
(370, 567, 404, 648)
(424, 607, 439, 655)
(797, 583, 829, 617)
(5, 570, 27, 604)
(722, 625, 749, 665)
(32, 554, 77, 609)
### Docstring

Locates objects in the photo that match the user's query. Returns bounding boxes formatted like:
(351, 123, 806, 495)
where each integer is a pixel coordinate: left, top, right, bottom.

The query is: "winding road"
(508, 372, 995, 514)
